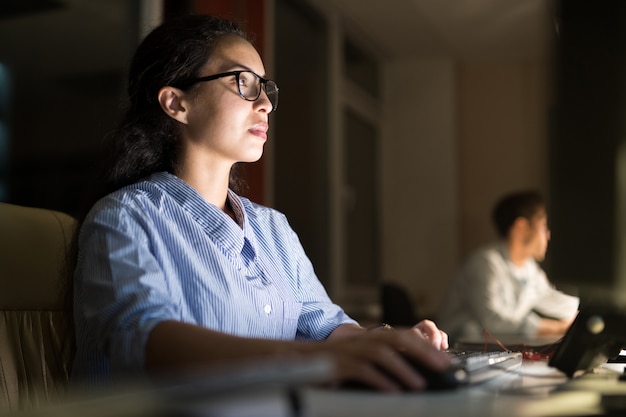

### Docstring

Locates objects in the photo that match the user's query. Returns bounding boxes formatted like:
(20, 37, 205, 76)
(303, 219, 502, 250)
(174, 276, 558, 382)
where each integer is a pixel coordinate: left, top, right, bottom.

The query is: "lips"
(249, 123, 269, 139)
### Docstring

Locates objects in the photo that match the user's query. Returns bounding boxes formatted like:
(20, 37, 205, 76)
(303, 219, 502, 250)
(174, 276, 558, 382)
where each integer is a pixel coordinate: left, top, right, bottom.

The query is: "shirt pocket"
(282, 301, 302, 338)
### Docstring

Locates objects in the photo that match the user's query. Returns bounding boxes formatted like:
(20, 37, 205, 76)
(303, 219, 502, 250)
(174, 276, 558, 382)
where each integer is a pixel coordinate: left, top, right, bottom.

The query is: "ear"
(158, 86, 188, 124)
(510, 217, 530, 237)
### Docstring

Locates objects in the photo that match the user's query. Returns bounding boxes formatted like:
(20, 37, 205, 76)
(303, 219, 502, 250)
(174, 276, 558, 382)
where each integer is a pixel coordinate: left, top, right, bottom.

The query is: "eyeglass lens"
(238, 71, 278, 111)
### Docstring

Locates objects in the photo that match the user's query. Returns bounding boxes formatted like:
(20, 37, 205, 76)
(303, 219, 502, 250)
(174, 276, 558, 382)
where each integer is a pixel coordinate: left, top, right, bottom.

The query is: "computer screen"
(547, 0, 626, 376)
(547, 0, 626, 305)
(549, 305, 625, 377)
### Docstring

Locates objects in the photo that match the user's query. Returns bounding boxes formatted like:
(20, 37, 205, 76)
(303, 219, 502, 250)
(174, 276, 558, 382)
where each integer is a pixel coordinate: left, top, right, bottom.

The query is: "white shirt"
(437, 241, 579, 342)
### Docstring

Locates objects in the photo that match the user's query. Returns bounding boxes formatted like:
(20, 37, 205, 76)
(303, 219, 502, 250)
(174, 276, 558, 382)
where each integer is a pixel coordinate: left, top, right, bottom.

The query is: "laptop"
(394, 348, 523, 390)
(446, 349, 523, 385)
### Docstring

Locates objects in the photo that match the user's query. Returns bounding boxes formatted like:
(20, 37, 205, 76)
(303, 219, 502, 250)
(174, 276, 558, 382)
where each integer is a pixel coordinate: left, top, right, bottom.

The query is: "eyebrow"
(219, 60, 267, 77)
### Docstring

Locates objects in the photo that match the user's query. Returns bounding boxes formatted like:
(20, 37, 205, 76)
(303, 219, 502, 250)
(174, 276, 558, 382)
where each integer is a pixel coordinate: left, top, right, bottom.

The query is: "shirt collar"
(147, 172, 255, 258)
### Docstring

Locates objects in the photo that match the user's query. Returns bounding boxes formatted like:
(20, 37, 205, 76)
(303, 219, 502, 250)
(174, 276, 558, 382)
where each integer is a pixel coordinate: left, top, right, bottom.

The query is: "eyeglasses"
(178, 70, 279, 112)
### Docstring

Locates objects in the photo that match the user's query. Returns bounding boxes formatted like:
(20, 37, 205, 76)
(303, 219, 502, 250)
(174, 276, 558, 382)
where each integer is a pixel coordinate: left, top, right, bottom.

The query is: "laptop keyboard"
(447, 350, 523, 384)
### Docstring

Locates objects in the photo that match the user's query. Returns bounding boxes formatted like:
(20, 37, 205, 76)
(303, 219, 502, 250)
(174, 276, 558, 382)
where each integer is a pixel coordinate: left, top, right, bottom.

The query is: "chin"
(242, 152, 264, 163)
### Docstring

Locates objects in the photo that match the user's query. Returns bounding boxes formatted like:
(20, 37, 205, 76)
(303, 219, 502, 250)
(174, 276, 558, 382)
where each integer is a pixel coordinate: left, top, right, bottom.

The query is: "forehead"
(204, 34, 265, 74)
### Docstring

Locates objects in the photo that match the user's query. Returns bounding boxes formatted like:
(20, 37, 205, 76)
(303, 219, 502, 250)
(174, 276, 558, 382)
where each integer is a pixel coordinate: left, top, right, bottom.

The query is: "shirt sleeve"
(277, 220, 358, 340)
(529, 267, 580, 320)
(76, 201, 181, 373)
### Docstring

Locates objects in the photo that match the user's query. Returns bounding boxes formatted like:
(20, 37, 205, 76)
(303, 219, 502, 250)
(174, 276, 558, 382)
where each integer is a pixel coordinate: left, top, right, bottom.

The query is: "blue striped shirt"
(72, 171, 356, 384)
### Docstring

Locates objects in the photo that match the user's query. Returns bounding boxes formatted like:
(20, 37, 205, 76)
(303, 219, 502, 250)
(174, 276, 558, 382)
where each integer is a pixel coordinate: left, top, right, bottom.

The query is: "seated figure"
(437, 190, 579, 345)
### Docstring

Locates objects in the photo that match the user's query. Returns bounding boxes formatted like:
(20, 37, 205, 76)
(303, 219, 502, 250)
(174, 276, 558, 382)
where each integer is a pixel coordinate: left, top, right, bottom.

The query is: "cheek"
(537, 233, 549, 251)
(186, 90, 252, 142)
(187, 113, 216, 141)
(527, 231, 544, 248)
(187, 99, 227, 138)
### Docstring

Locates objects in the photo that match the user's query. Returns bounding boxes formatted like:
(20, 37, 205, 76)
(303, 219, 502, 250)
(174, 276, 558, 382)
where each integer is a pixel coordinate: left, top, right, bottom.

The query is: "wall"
(381, 58, 458, 317)
(457, 61, 549, 259)
(381, 58, 550, 317)
(0, 1, 137, 215)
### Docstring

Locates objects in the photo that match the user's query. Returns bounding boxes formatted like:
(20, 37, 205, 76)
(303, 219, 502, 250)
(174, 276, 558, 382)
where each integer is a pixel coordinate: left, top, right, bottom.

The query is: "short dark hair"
(491, 190, 545, 238)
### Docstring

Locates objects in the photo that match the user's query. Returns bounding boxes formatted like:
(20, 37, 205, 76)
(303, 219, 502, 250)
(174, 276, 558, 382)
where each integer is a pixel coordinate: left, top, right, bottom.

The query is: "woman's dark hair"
(491, 190, 545, 238)
(86, 14, 247, 217)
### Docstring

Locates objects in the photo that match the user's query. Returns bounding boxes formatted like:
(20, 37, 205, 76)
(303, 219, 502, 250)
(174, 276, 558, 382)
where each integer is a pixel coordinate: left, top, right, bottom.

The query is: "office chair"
(0, 202, 76, 411)
(380, 282, 420, 327)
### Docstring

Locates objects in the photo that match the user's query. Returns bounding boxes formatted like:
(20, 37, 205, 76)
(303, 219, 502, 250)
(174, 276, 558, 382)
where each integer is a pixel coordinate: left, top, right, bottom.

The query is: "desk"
(300, 361, 626, 417)
(8, 360, 626, 417)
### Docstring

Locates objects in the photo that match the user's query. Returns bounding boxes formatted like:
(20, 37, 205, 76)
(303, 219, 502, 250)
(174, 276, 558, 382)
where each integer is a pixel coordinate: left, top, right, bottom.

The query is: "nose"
(254, 87, 274, 113)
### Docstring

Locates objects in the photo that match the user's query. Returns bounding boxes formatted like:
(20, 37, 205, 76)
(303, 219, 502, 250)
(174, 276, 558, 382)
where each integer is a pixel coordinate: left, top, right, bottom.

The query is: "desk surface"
(8, 361, 626, 417)
(301, 361, 626, 417)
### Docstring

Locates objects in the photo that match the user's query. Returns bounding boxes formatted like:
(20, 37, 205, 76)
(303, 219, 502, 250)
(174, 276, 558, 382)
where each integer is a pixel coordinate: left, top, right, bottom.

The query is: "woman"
(72, 14, 449, 392)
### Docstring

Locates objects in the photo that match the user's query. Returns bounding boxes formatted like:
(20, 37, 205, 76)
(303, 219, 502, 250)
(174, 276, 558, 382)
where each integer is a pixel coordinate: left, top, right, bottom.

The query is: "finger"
(414, 319, 438, 337)
(335, 338, 430, 392)
(401, 335, 452, 371)
(335, 355, 410, 392)
(439, 330, 449, 350)
(429, 331, 442, 349)
(372, 349, 427, 391)
(412, 323, 438, 347)
(414, 320, 448, 350)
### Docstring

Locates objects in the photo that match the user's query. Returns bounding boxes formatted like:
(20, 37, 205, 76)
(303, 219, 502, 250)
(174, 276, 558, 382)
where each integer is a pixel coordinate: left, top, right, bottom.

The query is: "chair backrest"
(0, 202, 76, 411)
(380, 282, 420, 327)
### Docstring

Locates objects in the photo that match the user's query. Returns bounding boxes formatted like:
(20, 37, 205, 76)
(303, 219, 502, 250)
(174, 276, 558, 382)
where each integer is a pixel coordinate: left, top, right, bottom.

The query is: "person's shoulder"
(467, 241, 505, 261)
(525, 257, 545, 277)
(87, 176, 166, 220)
(108, 179, 163, 206)
(461, 241, 508, 272)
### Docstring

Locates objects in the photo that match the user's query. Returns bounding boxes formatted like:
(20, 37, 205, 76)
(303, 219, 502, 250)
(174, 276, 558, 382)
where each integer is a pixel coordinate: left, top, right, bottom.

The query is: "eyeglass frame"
(176, 70, 279, 112)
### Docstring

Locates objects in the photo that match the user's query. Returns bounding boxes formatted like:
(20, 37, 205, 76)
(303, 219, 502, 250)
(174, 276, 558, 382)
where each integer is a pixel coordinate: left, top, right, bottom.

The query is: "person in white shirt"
(437, 190, 579, 344)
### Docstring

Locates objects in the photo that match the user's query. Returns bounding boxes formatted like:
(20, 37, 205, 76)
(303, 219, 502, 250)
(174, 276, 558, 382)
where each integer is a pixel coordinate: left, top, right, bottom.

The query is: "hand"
(318, 325, 452, 392)
(413, 319, 449, 350)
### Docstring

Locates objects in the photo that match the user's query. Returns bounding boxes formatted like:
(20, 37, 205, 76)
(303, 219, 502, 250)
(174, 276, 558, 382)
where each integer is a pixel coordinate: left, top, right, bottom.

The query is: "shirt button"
(264, 304, 272, 315)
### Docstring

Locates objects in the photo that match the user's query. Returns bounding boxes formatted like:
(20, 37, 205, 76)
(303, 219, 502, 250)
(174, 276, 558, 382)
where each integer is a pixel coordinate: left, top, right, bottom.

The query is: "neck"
(176, 141, 236, 215)
(507, 241, 528, 267)
(176, 164, 231, 211)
